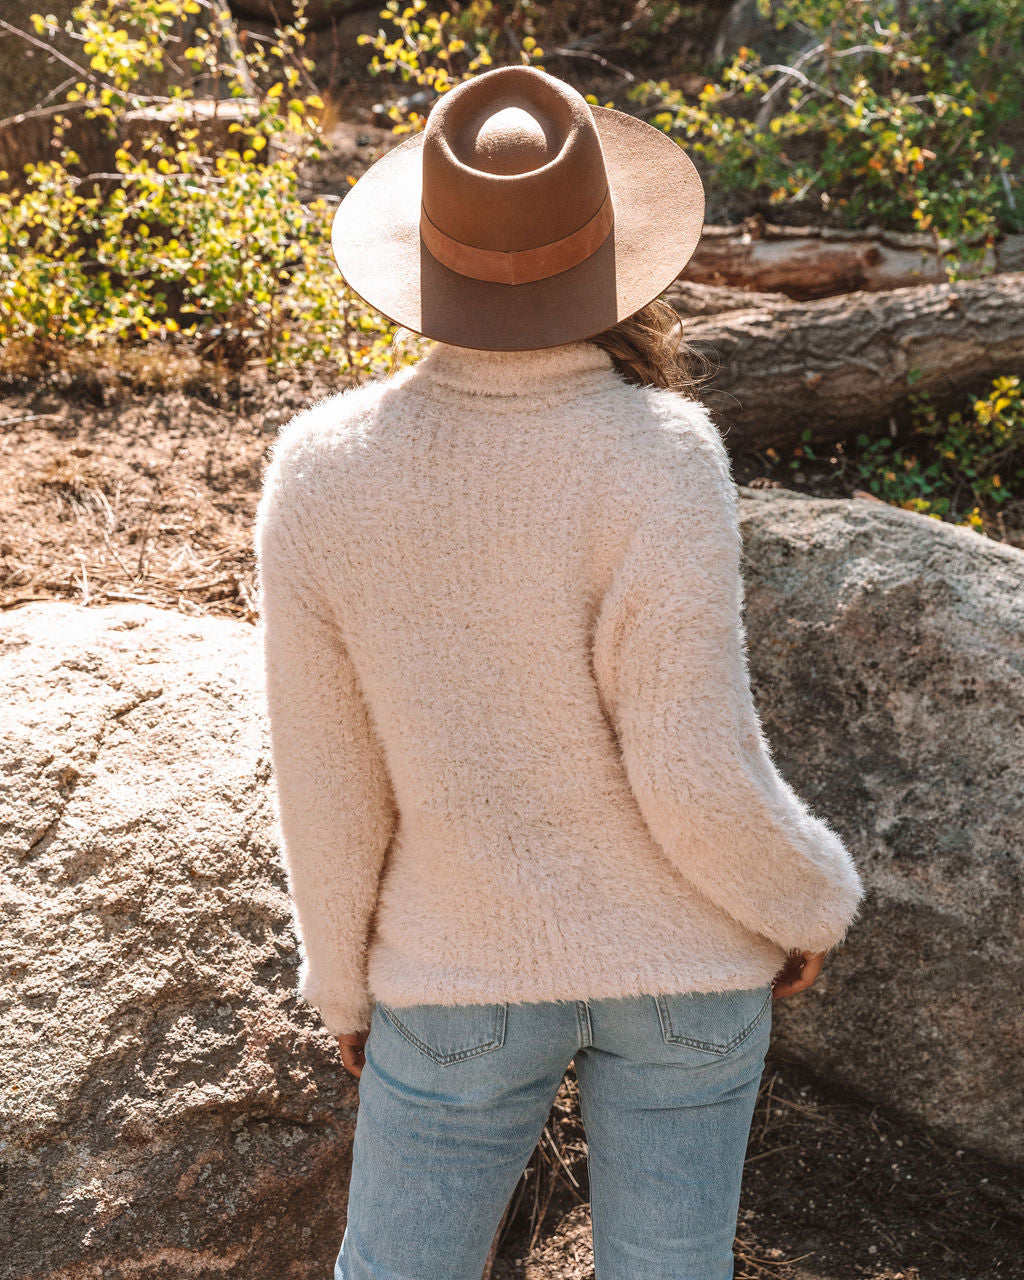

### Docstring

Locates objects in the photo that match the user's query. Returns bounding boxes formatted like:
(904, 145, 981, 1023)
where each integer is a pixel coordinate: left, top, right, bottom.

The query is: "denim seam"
(574, 1000, 593, 1049)
(656, 987, 772, 1053)
(379, 1002, 508, 1065)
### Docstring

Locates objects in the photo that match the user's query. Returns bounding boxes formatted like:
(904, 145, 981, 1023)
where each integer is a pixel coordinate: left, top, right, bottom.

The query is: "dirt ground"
(493, 1052, 1023, 1280)
(2, 367, 1022, 1280)
(2, 358, 1020, 618)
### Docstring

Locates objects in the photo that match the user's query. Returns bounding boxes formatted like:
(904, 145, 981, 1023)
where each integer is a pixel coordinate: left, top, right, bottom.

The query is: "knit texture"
(254, 339, 866, 1036)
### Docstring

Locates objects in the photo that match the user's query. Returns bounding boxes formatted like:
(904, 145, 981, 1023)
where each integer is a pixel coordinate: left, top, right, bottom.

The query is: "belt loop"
(575, 1000, 593, 1049)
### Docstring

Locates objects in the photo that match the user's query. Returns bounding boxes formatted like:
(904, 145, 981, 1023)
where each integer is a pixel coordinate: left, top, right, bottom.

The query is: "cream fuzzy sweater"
(254, 339, 866, 1036)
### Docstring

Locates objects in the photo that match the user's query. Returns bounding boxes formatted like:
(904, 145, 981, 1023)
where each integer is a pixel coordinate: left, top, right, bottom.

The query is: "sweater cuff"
(762, 859, 868, 955)
(298, 966, 374, 1037)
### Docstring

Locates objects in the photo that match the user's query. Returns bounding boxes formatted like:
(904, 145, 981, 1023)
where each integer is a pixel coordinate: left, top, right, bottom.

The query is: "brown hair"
(588, 297, 708, 397)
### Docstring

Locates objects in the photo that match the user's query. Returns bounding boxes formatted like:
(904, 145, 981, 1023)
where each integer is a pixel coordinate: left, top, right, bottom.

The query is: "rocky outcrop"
(738, 488, 1024, 1168)
(0, 602, 354, 1279)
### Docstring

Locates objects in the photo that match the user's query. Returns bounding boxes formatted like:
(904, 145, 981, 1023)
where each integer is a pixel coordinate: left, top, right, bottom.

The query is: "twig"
(758, 1070, 779, 1142)
(736, 1244, 818, 1269)
(1, 89, 213, 135)
(0, 19, 95, 82)
(743, 1143, 801, 1165)
(546, 46, 637, 86)
(758, 61, 857, 110)
(100, 529, 137, 582)
(93, 588, 164, 604)
(540, 1123, 582, 1191)
(197, 0, 259, 101)
(0, 594, 55, 610)
(0, 98, 90, 132)
(236, 573, 256, 615)
(1001, 169, 1018, 213)
(0, 413, 63, 427)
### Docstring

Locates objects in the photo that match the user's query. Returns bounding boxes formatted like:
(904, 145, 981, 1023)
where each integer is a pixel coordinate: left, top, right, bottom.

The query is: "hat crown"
(460, 104, 559, 175)
(421, 65, 610, 254)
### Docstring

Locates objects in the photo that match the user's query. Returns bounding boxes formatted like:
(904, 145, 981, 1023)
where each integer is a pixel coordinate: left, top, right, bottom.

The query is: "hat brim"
(330, 105, 705, 351)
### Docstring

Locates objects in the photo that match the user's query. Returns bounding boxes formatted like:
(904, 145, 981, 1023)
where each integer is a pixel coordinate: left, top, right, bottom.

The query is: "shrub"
(852, 376, 1024, 530)
(357, 0, 547, 133)
(0, 0, 396, 374)
(360, 0, 1021, 274)
(630, 0, 1022, 271)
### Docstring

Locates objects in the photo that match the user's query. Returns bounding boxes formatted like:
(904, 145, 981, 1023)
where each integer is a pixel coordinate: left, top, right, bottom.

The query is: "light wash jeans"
(335, 985, 773, 1280)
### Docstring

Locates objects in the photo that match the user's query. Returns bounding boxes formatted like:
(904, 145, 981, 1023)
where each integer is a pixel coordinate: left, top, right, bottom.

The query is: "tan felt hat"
(331, 63, 705, 351)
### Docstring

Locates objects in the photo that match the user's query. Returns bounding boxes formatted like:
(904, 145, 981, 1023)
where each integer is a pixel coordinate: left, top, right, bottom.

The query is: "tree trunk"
(674, 273, 1024, 450)
(665, 279, 786, 317)
(681, 216, 1024, 300)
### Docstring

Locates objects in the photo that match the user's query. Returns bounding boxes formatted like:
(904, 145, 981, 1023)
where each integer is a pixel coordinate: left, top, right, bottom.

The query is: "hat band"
(420, 188, 614, 286)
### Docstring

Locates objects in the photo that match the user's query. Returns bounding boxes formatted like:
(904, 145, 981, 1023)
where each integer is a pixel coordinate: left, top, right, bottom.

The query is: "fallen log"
(681, 216, 1024, 300)
(676, 273, 1024, 451)
(665, 279, 785, 317)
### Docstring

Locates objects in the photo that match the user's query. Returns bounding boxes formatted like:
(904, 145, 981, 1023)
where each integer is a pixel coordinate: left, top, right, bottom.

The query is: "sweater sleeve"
(592, 414, 866, 955)
(254, 450, 396, 1036)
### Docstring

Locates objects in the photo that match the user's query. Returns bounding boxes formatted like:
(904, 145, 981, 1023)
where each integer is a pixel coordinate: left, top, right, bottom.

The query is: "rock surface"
(0, 602, 355, 1279)
(738, 488, 1024, 1168)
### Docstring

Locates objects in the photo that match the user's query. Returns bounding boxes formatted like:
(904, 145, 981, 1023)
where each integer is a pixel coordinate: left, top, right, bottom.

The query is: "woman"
(255, 64, 865, 1280)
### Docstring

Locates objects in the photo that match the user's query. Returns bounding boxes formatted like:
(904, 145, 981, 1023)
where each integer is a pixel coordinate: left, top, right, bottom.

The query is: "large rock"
(739, 488, 1024, 1167)
(0, 602, 354, 1279)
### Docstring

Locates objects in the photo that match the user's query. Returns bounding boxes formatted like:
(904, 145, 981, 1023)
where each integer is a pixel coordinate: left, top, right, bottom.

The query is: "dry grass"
(0, 353, 354, 618)
(4, 342, 1020, 628)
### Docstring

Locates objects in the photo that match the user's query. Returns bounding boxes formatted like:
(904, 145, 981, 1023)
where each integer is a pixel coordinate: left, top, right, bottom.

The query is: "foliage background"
(0, 0, 1021, 537)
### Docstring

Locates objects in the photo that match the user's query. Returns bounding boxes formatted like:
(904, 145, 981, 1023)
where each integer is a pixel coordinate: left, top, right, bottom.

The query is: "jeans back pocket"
(655, 985, 772, 1059)
(377, 1001, 508, 1066)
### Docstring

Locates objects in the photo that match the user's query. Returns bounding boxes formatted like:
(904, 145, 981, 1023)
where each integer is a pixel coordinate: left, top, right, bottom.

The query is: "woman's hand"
(771, 949, 828, 999)
(337, 1030, 369, 1078)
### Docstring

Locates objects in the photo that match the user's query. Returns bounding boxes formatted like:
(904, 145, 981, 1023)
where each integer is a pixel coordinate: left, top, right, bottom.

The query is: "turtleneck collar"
(410, 339, 617, 400)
